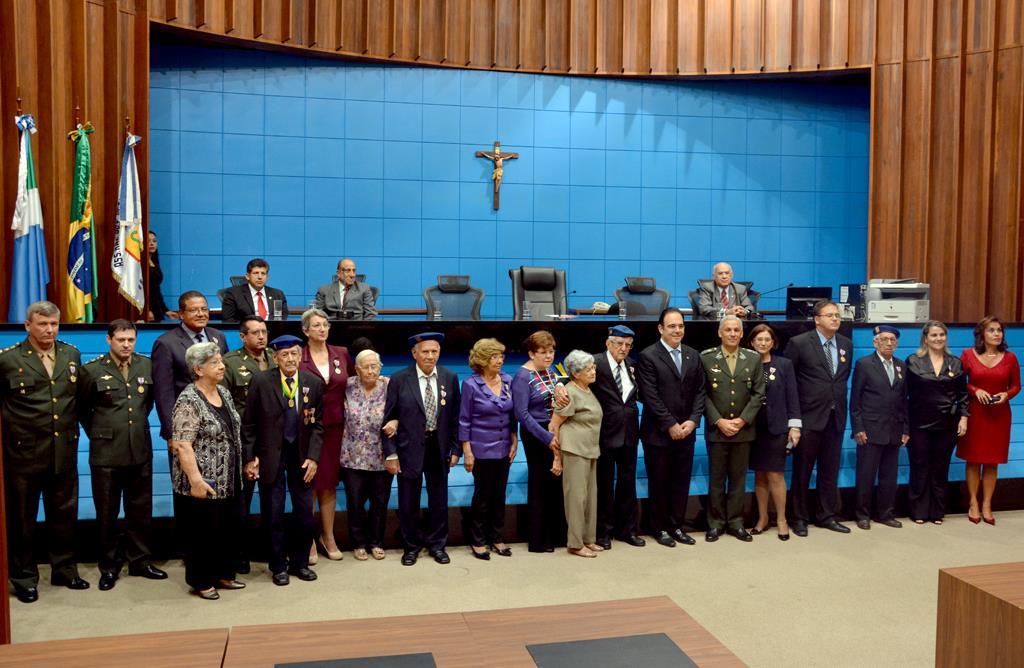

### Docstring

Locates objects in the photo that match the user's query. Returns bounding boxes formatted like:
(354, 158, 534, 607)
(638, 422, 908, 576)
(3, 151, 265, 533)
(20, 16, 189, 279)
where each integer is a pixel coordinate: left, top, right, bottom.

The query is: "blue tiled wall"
(3, 325, 1021, 521)
(150, 42, 869, 315)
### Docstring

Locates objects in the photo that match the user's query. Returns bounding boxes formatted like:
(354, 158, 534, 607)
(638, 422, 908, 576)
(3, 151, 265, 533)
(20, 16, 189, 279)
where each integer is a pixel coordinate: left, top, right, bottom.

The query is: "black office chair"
(613, 276, 670, 316)
(509, 266, 568, 320)
(328, 272, 380, 304)
(228, 275, 248, 287)
(423, 275, 484, 320)
(690, 280, 759, 319)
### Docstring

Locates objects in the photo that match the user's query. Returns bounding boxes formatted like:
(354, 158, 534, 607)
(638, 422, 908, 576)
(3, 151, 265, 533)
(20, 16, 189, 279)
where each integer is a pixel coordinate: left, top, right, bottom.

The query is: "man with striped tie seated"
(695, 262, 754, 320)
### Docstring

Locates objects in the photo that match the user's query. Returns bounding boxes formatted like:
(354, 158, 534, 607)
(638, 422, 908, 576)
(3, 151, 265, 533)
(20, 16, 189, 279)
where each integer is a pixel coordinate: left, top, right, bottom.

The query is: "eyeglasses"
(184, 307, 210, 314)
(609, 340, 633, 349)
(876, 337, 897, 344)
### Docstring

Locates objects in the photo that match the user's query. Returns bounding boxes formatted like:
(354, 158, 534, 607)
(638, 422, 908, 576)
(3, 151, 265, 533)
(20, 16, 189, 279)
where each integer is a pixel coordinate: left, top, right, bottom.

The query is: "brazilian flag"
(66, 122, 97, 322)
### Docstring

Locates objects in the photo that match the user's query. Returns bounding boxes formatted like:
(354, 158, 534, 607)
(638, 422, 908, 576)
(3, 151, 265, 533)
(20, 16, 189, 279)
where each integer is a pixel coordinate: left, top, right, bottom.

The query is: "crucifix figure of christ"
(475, 141, 519, 210)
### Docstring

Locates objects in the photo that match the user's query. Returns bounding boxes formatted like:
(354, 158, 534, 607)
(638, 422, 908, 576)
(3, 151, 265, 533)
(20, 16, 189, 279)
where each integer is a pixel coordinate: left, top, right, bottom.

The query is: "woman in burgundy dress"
(300, 308, 355, 560)
(957, 316, 1021, 525)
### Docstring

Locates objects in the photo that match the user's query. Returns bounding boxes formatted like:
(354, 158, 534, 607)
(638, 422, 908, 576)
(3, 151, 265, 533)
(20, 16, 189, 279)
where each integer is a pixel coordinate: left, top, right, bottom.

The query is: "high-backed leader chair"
(613, 276, 670, 316)
(423, 275, 485, 320)
(509, 266, 568, 320)
(327, 272, 380, 304)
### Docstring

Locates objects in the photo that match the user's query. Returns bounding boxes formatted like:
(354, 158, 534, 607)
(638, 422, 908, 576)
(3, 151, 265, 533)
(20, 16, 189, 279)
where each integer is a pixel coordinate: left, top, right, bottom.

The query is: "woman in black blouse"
(905, 321, 969, 524)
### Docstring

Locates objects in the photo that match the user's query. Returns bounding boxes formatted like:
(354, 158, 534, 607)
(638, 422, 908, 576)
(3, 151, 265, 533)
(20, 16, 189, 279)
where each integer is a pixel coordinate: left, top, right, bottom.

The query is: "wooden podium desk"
(0, 627, 229, 668)
(936, 562, 1024, 667)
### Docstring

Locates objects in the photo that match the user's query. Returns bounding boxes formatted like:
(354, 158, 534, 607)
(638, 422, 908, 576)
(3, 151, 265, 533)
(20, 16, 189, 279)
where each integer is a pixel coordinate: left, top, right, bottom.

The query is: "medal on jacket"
(281, 374, 298, 408)
(302, 386, 310, 404)
(769, 366, 777, 381)
(839, 349, 847, 364)
(948, 370, 955, 377)
(440, 385, 447, 406)
(334, 358, 341, 375)
(69, 362, 77, 383)
(137, 376, 146, 393)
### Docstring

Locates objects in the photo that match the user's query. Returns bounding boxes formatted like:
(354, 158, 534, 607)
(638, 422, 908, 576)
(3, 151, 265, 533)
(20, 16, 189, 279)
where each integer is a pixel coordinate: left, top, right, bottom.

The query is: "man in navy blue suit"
(382, 332, 461, 566)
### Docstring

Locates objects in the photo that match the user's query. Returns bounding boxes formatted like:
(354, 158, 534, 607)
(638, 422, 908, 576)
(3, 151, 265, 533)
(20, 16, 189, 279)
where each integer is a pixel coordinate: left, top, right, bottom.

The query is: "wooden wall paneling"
(253, 0, 264, 38)
(675, 0, 703, 74)
(898, 60, 931, 280)
(998, 0, 1022, 48)
(957, 51, 994, 317)
(702, 0, 732, 73)
(225, 0, 235, 33)
(131, 0, 151, 318)
(732, 0, 763, 73)
(418, 0, 443, 61)
(792, 0, 821, 69)
(597, 0, 624, 73)
(622, 0, 652, 73)
(468, 0, 495, 66)
(445, 0, 470, 66)
(0, 0, 17, 320)
(569, 0, 597, 73)
(988, 46, 1023, 316)
(650, 0, 679, 74)
(904, 0, 933, 61)
(874, 0, 905, 64)
(393, 0, 420, 60)
(966, 0, 994, 52)
(934, 0, 962, 56)
(86, 0, 110, 320)
(847, 0, 874, 65)
(494, 0, 520, 68)
(305, 0, 317, 47)
(762, 0, 792, 71)
(366, 0, 393, 56)
(519, 0, 544, 70)
(926, 57, 964, 319)
(545, 0, 570, 72)
(819, 0, 850, 68)
(867, 64, 904, 276)
(341, 0, 367, 55)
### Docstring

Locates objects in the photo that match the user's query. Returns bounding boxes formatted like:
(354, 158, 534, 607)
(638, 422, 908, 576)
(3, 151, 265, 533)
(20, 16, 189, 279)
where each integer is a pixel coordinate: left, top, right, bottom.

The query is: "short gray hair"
(718, 314, 743, 332)
(185, 342, 221, 376)
(355, 349, 381, 367)
(26, 301, 60, 320)
(301, 307, 330, 332)
(563, 350, 595, 378)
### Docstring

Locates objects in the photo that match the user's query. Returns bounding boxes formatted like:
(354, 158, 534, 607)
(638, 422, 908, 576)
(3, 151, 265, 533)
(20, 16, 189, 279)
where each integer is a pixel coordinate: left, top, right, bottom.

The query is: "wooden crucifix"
(475, 141, 518, 210)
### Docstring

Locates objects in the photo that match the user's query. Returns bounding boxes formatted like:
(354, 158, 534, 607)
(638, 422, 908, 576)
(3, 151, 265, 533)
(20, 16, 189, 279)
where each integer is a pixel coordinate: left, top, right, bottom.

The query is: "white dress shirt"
(605, 351, 634, 402)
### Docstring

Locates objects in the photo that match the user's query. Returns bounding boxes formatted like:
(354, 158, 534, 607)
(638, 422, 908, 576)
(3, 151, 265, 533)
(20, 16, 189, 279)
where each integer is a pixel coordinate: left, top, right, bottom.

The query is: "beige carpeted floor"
(10, 511, 1024, 667)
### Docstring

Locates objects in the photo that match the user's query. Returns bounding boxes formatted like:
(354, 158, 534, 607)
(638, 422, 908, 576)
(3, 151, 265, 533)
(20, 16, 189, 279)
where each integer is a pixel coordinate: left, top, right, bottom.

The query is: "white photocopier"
(864, 279, 930, 323)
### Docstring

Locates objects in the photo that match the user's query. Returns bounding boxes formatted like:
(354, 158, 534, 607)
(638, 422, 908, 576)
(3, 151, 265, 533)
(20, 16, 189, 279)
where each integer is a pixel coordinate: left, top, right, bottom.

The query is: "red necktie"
(256, 291, 268, 319)
(721, 288, 729, 308)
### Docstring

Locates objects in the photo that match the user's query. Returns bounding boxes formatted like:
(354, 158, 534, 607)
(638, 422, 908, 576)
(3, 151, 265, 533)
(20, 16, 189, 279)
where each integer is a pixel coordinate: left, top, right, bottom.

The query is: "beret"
(268, 334, 304, 350)
(408, 332, 445, 347)
(873, 325, 900, 339)
(608, 325, 636, 338)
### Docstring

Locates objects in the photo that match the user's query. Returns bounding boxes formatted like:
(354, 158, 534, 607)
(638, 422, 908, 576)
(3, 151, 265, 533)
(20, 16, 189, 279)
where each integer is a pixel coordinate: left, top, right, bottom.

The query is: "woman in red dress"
(300, 308, 355, 560)
(957, 316, 1021, 525)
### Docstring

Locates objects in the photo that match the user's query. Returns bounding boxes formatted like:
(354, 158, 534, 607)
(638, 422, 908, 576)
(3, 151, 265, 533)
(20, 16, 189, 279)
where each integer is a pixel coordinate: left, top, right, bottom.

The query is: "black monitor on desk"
(785, 286, 833, 320)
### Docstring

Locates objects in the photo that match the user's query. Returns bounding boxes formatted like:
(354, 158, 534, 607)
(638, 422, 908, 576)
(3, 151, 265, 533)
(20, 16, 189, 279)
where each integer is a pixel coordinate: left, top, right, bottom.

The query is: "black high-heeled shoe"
(750, 526, 766, 536)
(777, 532, 790, 541)
(470, 547, 490, 560)
(489, 544, 512, 557)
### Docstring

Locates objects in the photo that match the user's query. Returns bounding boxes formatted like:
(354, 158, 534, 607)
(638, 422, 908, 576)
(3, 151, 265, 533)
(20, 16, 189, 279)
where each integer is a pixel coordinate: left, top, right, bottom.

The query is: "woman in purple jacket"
(459, 338, 518, 560)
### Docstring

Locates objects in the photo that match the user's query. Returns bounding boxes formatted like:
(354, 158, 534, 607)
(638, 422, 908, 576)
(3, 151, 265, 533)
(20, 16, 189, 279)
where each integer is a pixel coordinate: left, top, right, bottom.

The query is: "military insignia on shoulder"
(701, 347, 716, 355)
(57, 340, 79, 350)
(86, 354, 104, 364)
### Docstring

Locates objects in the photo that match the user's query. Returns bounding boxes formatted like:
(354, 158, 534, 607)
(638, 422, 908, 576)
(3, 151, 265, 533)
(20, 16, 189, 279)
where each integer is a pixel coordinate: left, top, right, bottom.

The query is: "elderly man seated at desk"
(314, 258, 377, 320)
(695, 262, 754, 319)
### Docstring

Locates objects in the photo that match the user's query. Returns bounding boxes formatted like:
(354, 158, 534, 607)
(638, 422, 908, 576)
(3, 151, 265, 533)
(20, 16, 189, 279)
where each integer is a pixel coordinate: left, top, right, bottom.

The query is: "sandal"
(568, 547, 597, 558)
(353, 548, 369, 561)
(371, 547, 386, 560)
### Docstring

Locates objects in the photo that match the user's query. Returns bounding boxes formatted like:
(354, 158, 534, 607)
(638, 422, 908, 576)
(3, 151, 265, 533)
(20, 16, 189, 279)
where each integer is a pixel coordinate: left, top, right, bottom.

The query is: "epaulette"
(56, 340, 79, 350)
(0, 344, 15, 355)
(701, 347, 718, 355)
(85, 354, 107, 364)
(134, 352, 151, 360)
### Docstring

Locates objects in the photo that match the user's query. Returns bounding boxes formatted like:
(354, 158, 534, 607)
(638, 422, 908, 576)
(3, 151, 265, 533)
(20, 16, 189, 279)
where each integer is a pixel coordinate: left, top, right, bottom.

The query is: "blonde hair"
(468, 338, 506, 374)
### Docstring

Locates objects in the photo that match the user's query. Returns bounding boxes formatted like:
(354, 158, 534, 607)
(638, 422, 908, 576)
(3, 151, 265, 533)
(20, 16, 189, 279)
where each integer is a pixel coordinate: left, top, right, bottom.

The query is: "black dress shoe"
(488, 544, 513, 557)
(98, 573, 118, 591)
(672, 529, 696, 545)
(52, 575, 90, 590)
(129, 563, 168, 580)
(792, 522, 808, 537)
(429, 550, 451, 564)
(856, 519, 871, 530)
(595, 538, 612, 550)
(236, 560, 251, 575)
(289, 567, 318, 581)
(878, 518, 903, 528)
(727, 528, 754, 542)
(401, 550, 419, 566)
(653, 531, 676, 547)
(272, 571, 290, 586)
(818, 520, 851, 533)
(14, 586, 38, 603)
(705, 528, 722, 542)
(619, 534, 646, 547)
(471, 547, 490, 561)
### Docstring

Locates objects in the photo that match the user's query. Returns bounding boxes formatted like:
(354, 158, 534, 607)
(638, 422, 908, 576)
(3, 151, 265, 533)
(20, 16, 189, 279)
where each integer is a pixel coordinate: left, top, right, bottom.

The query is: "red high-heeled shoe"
(983, 515, 996, 526)
(968, 513, 982, 524)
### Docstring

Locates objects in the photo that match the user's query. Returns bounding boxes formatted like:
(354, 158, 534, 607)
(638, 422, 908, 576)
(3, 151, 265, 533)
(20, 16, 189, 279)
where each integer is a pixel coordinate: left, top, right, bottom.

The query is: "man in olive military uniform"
(700, 315, 765, 543)
(79, 320, 167, 590)
(0, 301, 89, 603)
(220, 315, 276, 573)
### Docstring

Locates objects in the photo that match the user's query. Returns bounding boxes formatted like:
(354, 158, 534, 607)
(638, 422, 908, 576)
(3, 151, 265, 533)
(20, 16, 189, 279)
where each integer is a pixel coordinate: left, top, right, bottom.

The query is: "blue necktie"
(670, 348, 682, 374)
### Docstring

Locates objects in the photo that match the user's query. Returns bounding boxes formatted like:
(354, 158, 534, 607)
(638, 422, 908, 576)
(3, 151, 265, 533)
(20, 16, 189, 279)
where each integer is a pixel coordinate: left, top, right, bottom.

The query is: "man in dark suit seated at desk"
(382, 332, 460, 566)
(314, 258, 377, 320)
(695, 262, 754, 319)
(220, 258, 288, 323)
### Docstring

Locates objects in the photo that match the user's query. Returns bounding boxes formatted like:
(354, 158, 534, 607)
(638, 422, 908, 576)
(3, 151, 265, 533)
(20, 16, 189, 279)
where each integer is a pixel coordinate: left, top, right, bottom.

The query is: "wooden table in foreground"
(0, 627, 229, 668)
(936, 562, 1024, 667)
(223, 596, 744, 667)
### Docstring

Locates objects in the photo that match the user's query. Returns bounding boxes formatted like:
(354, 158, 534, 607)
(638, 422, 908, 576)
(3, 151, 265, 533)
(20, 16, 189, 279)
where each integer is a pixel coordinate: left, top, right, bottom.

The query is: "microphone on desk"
(755, 282, 795, 298)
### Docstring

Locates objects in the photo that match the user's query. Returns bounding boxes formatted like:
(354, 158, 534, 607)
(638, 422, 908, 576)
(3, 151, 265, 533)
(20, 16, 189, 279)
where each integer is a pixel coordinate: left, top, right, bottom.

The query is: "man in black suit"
(850, 325, 909, 530)
(782, 299, 853, 536)
(382, 332, 461, 565)
(220, 258, 288, 323)
(637, 308, 706, 548)
(243, 335, 324, 585)
(152, 290, 228, 546)
(592, 325, 644, 549)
